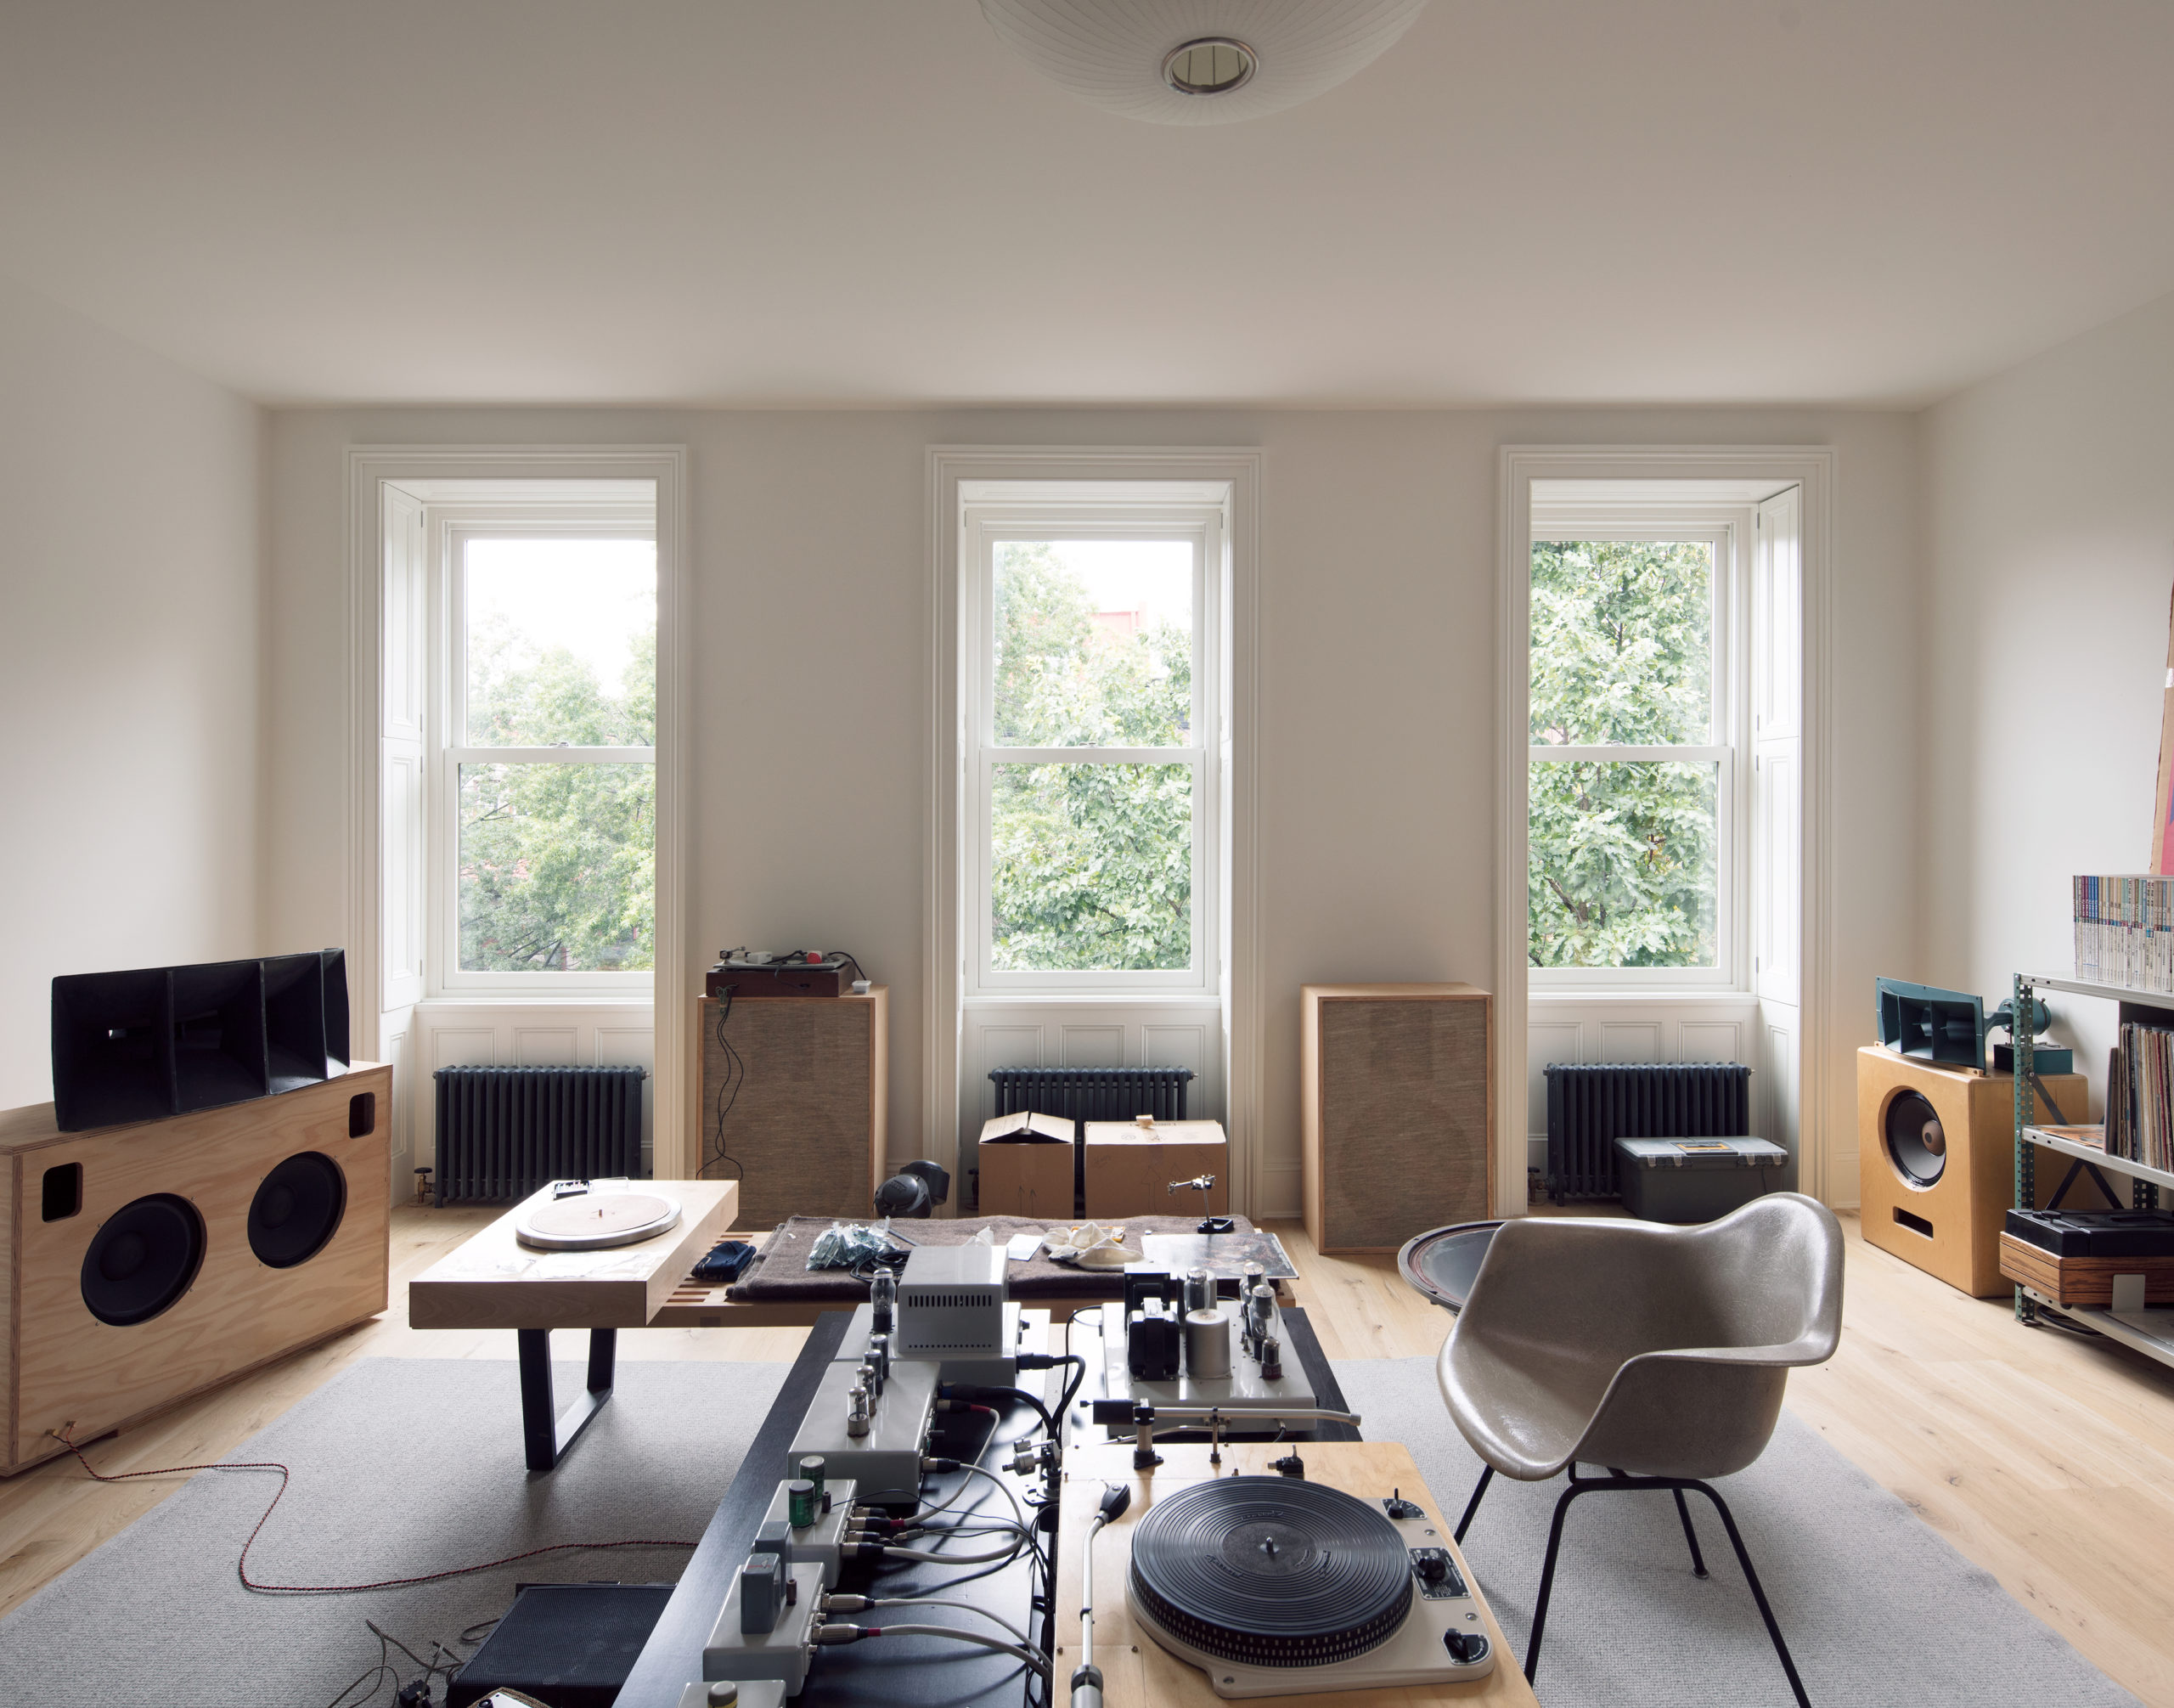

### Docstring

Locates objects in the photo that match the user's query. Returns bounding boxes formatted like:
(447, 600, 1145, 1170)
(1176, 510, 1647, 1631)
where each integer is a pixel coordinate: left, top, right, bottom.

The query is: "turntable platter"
(1127, 1478, 1412, 1667)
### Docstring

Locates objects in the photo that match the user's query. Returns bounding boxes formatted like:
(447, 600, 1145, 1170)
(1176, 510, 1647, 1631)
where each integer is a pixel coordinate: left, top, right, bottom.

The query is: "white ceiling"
(3, 1, 2171, 409)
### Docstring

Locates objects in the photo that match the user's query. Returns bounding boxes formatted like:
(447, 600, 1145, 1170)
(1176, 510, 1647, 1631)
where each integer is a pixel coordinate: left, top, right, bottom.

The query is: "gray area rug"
(1333, 1357, 2138, 1708)
(0, 1357, 786, 1708)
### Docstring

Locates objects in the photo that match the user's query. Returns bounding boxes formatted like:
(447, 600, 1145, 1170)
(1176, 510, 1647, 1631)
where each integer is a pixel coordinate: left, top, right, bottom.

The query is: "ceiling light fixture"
(979, 0, 1429, 127)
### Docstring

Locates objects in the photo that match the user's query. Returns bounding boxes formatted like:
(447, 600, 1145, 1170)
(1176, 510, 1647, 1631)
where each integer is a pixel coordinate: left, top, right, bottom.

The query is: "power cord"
(49, 1428, 698, 1594)
(707, 988, 746, 1182)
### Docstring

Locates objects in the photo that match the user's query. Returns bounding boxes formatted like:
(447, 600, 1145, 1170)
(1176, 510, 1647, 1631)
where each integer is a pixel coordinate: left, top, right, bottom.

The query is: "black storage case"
(449, 1583, 673, 1708)
(2002, 1208, 2174, 1258)
(1613, 1136, 1788, 1225)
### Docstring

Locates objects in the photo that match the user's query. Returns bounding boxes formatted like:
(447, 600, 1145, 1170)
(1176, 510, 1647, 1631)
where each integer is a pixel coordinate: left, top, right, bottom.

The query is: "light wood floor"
(3, 1206, 2170, 1705)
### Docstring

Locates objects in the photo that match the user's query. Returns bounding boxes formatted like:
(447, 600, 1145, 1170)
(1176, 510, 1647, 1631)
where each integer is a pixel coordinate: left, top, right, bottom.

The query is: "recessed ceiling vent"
(979, 0, 1429, 127)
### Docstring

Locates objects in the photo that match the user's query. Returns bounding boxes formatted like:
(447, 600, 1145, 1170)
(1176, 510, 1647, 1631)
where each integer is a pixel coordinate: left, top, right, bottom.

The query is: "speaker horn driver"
(249, 1152, 348, 1268)
(1884, 1089, 1947, 1187)
(81, 1193, 206, 1326)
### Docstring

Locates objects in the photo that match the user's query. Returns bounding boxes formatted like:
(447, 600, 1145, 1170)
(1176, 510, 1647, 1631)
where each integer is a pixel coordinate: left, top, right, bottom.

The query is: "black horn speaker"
(51, 950, 353, 1132)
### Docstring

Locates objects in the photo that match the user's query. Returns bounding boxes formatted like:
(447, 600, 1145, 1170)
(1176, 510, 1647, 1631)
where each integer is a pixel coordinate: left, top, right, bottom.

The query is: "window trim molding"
(928, 446, 1260, 1208)
(1497, 447, 1837, 1213)
(346, 445, 691, 1176)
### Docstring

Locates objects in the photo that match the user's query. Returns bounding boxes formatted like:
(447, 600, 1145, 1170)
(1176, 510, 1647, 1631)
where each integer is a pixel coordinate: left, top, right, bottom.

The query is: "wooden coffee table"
(409, 1181, 736, 1470)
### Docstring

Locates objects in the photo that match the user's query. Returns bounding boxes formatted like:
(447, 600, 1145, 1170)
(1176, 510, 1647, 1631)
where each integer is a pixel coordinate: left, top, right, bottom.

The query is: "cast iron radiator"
(431, 1065, 647, 1204)
(1544, 1062, 1753, 1203)
(983, 1066, 1196, 1213)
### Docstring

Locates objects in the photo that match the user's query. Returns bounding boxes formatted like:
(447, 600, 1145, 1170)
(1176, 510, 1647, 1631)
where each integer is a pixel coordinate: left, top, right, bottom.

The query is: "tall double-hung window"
(960, 488, 1226, 997)
(429, 504, 656, 993)
(1527, 521, 1745, 987)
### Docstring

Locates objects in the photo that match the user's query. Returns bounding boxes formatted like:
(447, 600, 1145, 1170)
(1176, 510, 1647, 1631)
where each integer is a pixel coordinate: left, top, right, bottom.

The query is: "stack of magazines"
(2109, 1021, 2174, 1172)
(2074, 874, 2174, 991)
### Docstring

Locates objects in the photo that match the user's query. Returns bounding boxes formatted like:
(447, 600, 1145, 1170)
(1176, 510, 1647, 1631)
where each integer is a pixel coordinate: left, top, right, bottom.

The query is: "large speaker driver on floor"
(249, 1152, 347, 1268)
(80, 1193, 206, 1327)
(1884, 1088, 1946, 1187)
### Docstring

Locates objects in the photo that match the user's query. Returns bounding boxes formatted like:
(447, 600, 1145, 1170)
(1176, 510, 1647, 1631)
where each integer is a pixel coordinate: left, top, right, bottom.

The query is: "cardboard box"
(977, 1111, 1075, 1218)
(1083, 1119, 1229, 1220)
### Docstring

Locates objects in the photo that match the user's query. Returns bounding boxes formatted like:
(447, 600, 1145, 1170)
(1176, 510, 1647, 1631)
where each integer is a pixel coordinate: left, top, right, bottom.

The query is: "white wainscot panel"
(597, 1027, 658, 1172)
(1141, 1024, 1211, 1085)
(431, 1028, 496, 1069)
(1528, 1021, 1585, 1140)
(1058, 1026, 1125, 1068)
(1600, 1023, 1664, 1063)
(514, 1028, 580, 1067)
(1678, 1022, 1745, 1063)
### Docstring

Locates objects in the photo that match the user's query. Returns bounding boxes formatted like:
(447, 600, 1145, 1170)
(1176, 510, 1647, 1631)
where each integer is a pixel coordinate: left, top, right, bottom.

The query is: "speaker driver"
(249, 1152, 347, 1268)
(1884, 1089, 1947, 1187)
(82, 1193, 206, 1326)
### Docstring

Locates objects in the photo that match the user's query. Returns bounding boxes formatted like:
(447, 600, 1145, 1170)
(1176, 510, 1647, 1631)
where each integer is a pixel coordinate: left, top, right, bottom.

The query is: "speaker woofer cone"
(81, 1193, 206, 1326)
(248, 1151, 346, 1268)
(1884, 1089, 1947, 1187)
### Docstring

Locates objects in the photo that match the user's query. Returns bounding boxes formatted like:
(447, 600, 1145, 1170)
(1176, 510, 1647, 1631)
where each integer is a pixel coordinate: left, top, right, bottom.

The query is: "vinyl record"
(1884, 1088, 1947, 1187)
(81, 1193, 206, 1326)
(249, 1152, 347, 1268)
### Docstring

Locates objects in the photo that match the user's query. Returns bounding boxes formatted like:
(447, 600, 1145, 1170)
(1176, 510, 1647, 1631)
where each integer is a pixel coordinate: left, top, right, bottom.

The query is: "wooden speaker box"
(1300, 984, 1494, 1254)
(1855, 1046, 2085, 1297)
(696, 990, 887, 1230)
(0, 1063, 391, 1474)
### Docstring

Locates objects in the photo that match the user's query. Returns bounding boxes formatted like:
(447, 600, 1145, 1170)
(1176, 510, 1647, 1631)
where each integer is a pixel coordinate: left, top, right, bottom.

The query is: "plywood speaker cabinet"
(1301, 984, 1494, 1254)
(0, 1064, 391, 1474)
(1855, 1046, 2086, 1297)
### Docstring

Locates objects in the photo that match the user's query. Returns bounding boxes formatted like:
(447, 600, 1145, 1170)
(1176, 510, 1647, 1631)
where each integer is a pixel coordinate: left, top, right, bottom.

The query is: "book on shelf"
(2074, 873, 2174, 992)
(2030, 1123, 2107, 1150)
(2109, 1023, 2174, 1173)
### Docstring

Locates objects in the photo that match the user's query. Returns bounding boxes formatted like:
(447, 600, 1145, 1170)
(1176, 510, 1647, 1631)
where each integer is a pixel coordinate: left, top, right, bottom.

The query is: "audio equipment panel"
(1301, 985, 1493, 1253)
(0, 1064, 391, 1474)
(1855, 1046, 2085, 1296)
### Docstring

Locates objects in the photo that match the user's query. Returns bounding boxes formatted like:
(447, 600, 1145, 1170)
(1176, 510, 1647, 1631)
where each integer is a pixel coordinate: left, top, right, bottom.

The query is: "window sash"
(430, 508, 657, 995)
(962, 502, 1221, 999)
(1524, 519, 1747, 989)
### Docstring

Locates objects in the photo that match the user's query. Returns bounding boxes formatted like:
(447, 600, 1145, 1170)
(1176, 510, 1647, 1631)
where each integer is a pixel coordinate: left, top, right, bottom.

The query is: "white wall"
(0, 276, 262, 1110)
(1921, 288, 2174, 1107)
(265, 405, 1919, 1212)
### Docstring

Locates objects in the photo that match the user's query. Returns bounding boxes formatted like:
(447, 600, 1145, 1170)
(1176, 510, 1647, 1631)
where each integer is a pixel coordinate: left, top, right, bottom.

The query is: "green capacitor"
(787, 1478, 817, 1529)
(798, 1454, 825, 1496)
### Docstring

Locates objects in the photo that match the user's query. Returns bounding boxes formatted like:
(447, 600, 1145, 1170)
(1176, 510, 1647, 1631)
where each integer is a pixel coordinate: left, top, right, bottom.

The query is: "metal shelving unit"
(2012, 972, 2172, 1366)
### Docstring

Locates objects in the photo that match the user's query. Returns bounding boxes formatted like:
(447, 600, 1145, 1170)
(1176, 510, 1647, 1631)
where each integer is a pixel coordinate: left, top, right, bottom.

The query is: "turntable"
(1124, 1477, 1495, 1698)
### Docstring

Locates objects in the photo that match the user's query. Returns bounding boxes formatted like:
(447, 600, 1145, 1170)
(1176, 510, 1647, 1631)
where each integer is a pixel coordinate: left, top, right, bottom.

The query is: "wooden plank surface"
(1055, 1440, 1539, 1708)
(408, 1180, 735, 1329)
(1997, 1232, 2174, 1305)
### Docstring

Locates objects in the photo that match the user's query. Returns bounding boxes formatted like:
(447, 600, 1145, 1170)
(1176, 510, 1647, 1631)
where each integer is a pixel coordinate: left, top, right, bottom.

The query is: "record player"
(1120, 1478, 1494, 1699)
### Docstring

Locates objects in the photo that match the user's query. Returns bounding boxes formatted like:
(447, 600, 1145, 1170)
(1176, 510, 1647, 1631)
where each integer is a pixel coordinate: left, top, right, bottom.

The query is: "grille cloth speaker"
(80, 1193, 206, 1326)
(1315, 995, 1490, 1251)
(701, 997, 876, 1228)
(249, 1152, 348, 1268)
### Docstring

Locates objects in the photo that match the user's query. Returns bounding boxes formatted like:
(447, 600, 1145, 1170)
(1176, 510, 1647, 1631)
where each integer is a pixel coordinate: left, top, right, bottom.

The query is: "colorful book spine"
(2109, 1022, 2174, 1172)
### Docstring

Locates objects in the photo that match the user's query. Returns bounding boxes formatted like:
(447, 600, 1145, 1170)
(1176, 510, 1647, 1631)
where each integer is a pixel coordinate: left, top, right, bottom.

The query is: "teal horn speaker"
(1875, 978, 1985, 1070)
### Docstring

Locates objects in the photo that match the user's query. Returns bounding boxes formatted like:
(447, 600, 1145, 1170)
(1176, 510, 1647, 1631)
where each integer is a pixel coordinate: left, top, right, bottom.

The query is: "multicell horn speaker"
(0, 1063, 390, 1474)
(50, 950, 353, 1132)
(1856, 1046, 2086, 1296)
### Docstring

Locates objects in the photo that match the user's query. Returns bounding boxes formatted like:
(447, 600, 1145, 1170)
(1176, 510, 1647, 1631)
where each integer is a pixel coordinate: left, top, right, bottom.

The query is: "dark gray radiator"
(1544, 1062, 1753, 1203)
(431, 1066, 646, 1204)
(983, 1066, 1195, 1214)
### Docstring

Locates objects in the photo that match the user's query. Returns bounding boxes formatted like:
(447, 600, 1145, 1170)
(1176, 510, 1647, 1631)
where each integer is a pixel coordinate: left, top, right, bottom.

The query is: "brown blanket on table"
(725, 1213, 1288, 1303)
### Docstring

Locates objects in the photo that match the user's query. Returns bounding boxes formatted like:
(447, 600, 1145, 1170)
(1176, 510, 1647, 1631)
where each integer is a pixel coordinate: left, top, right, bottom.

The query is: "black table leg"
(517, 1327, 616, 1473)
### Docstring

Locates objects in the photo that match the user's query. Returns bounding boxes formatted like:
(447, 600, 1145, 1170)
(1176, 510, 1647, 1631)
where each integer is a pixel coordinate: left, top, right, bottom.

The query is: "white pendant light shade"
(979, 0, 1430, 126)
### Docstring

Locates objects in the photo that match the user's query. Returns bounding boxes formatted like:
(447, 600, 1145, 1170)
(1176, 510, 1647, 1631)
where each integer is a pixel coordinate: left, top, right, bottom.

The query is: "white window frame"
(1525, 507, 1753, 993)
(960, 491, 1225, 1001)
(425, 500, 658, 997)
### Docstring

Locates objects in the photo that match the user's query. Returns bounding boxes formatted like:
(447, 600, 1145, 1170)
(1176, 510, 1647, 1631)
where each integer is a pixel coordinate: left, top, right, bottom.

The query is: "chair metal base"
(1458, 1462, 1810, 1707)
